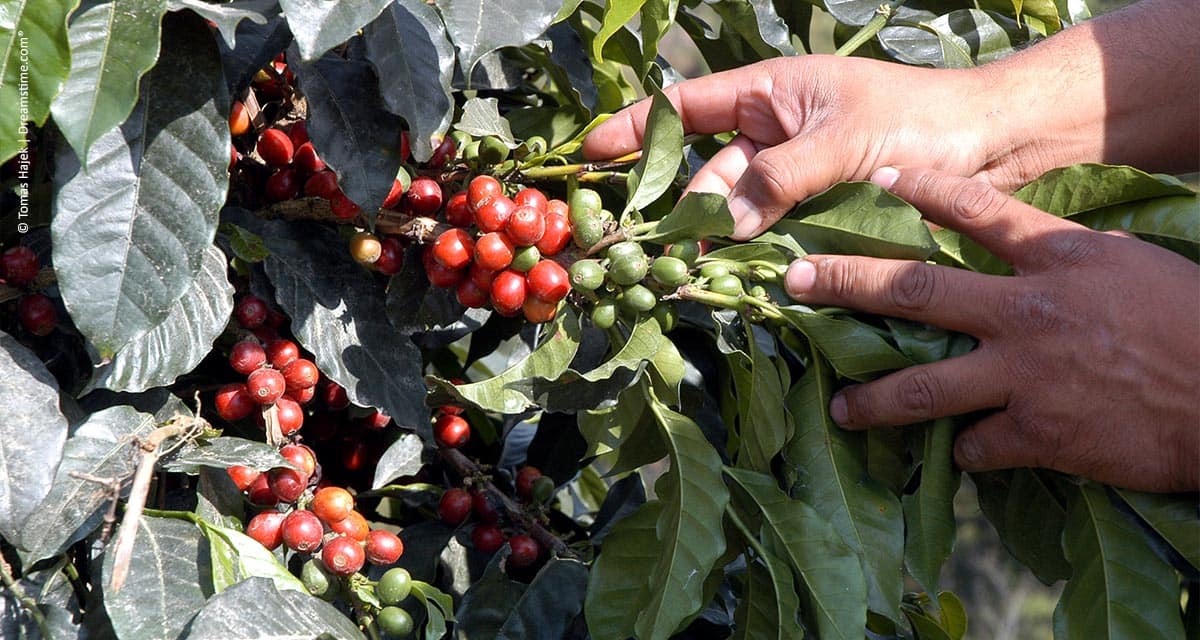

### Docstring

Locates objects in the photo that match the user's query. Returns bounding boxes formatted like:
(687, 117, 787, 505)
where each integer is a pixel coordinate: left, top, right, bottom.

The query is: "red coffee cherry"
(536, 212, 571, 256)
(229, 100, 251, 137)
(274, 397, 305, 435)
(432, 229, 474, 270)
(288, 121, 309, 147)
(229, 340, 266, 375)
(245, 511, 286, 550)
(546, 198, 568, 219)
(304, 171, 339, 199)
(471, 524, 505, 554)
(339, 439, 370, 472)
(280, 444, 317, 477)
(406, 177, 443, 216)
(247, 368, 287, 405)
(330, 191, 361, 221)
(362, 410, 391, 430)
(320, 380, 350, 410)
(257, 128, 294, 166)
(508, 534, 541, 568)
(468, 264, 496, 290)
(18, 294, 56, 336)
(382, 178, 406, 210)
(1, 246, 39, 285)
(434, 414, 470, 448)
(293, 142, 324, 174)
(455, 278, 489, 309)
(504, 205, 546, 247)
(489, 270, 526, 317)
(467, 175, 503, 211)
(266, 339, 300, 369)
(265, 167, 300, 202)
(282, 358, 319, 390)
(522, 296, 558, 324)
(215, 383, 256, 421)
(375, 237, 404, 275)
(329, 510, 369, 541)
(474, 232, 514, 271)
(247, 473, 279, 506)
(445, 191, 472, 227)
(515, 467, 543, 501)
(526, 260, 570, 302)
(226, 465, 261, 491)
(285, 385, 315, 405)
(513, 188, 548, 215)
(235, 296, 269, 329)
(471, 490, 501, 524)
(322, 536, 365, 576)
(399, 131, 411, 162)
(312, 487, 355, 524)
(365, 530, 405, 565)
(423, 249, 465, 288)
(438, 488, 472, 525)
(268, 467, 308, 503)
(474, 196, 515, 233)
(282, 510, 324, 552)
(428, 136, 457, 169)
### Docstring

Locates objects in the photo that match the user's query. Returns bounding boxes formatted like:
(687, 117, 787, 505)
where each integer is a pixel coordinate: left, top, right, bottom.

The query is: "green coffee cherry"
(568, 189, 603, 226)
(665, 240, 702, 266)
(478, 136, 510, 166)
(608, 253, 649, 286)
(572, 218, 605, 250)
(606, 241, 644, 261)
(463, 140, 481, 165)
(708, 274, 744, 296)
(650, 256, 690, 287)
(569, 260, 606, 291)
(377, 568, 413, 605)
(450, 130, 473, 149)
(652, 303, 678, 332)
(699, 262, 730, 279)
(510, 246, 541, 272)
(591, 299, 617, 329)
(377, 607, 414, 638)
(617, 284, 657, 314)
(749, 285, 768, 299)
(301, 559, 339, 601)
(530, 476, 556, 503)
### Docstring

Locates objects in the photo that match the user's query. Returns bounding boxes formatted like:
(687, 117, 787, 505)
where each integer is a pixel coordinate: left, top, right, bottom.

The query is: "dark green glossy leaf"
(217, 4, 291, 94)
(904, 603, 953, 640)
(824, 0, 879, 26)
(87, 244, 233, 393)
(455, 97, 516, 146)
(1014, 164, 1194, 216)
(1053, 483, 1187, 639)
(456, 549, 527, 637)
(784, 353, 904, 621)
(410, 580, 454, 639)
(701, 242, 791, 266)
(586, 502, 662, 640)
(52, 13, 228, 357)
(977, 0, 1060, 34)
(577, 384, 668, 475)
(436, 0, 561, 76)
(52, 0, 166, 160)
(220, 223, 270, 263)
(188, 576, 365, 639)
(196, 516, 305, 594)
(1114, 489, 1200, 571)
(709, 0, 797, 59)
(1073, 195, 1199, 246)
(778, 306, 913, 381)
(363, 0, 455, 163)
(371, 432, 425, 490)
(884, 318, 975, 365)
(971, 469, 1071, 583)
(0, 332, 69, 548)
(279, 0, 389, 61)
(902, 418, 960, 593)
(773, 182, 939, 260)
(732, 550, 804, 640)
(624, 88, 684, 216)
(639, 0, 679, 74)
(0, 0, 74, 162)
(729, 328, 789, 473)
(542, 22, 597, 112)
(494, 560, 588, 639)
(169, 0, 272, 47)
(639, 192, 736, 243)
(0, 567, 83, 639)
(160, 436, 289, 473)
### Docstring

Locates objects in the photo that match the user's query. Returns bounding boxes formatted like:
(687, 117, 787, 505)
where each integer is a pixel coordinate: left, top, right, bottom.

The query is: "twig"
(255, 198, 450, 244)
(835, 0, 906, 57)
(0, 553, 50, 638)
(68, 472, 122, 545)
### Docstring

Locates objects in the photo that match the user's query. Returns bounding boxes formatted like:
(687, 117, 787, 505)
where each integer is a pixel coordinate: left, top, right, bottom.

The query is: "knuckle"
(894, 369, 941, 419)
(950, 180, 1006, 221)
(1042, 232, 1099, 268)
(817, 258, 859, 300)
(908, 170, 942, 204)
(888, 263, 938, 311)
(953, 434, 987, 468)
(747, 151, 793, 203)
(1001, 288, 1061, 334)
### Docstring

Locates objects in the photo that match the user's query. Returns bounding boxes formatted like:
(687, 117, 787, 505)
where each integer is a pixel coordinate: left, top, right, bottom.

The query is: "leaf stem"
(726, 506, 771, 562)
(835, 0, 906, 57)
(0, 553, 50, 638)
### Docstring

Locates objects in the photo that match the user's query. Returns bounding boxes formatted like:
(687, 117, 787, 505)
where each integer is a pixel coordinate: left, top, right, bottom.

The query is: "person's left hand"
(784, 166, 1200, 492)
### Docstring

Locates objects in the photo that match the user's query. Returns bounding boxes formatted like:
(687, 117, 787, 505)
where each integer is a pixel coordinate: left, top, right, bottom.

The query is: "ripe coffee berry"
(467, 175, 503, 211)
(432, 229, 474, 269)
(526, 260, 570, 302)
(322, 536, 365, 576)
(365, 530, 404, 565)
(474, 196, 515, 233)
(266, 339, 300, 369)
(399, 131, 411, 162)
(340, 439, 370, 471)
(245, 511, 286, 550)
(265, 168, 300, 202)
(247, 474, 279, 505)
(382, 178, 406, 209)
(490, 270, 526, 317)
(280, 443, 317, 477)
(406, 177, 443, 215)
(423, 249, 465, 288)
(229, 340, 266, 375)
(536, 212, 571, 256)
(329, 510, 369, 541)
(282, 358, 319, 390)
(522, 296, 557, 324)
(505, 205, 546, 246)
(507, 534, 540, 569)
(282, 510, 324, 552)
(474, 232, 514, 271)
(293, 142, 324, 174)
(375, 237, 405, 275)
(515, 467, 543, 501)
(18, 294, 56, 336)
(445, 191, 472, 226)
(471, 524, 505, 554)
(226, 465, 260, 491)
(434, 414, 470, 448)
(513, 188, 548, 214)
(471, 490, 502, 524)
(268, 467, 308, 502)
(276, 401, 305, 438)
(547, 198, 569, 219)
(229, 101, 251, 137)
(215, 383, 256, 421)
(288, 121, 309, 146)
(304, 171, 339, 199)
(428, 136, 457, 169)
(320, 380, 350, 410)
(312, 487, 355, 523)
(363, 410, 391, 430)
(247, 368, 287, 405)
(468, 264, 496, 290)
(258, 128, 294, 166)
(455, 278, 489, 308)
(439, 488, 472, 525)
(2, 246, 38, 285)
(235, 296, 269, 328)
(330, 191, 361, 220)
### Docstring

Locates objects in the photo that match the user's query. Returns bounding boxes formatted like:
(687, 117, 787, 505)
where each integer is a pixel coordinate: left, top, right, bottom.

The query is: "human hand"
(783, 167, 1200, 493)
(583, 56, 1030, 239)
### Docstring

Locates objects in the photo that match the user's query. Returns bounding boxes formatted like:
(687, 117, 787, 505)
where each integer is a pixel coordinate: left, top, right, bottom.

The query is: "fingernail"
(729, 196, 761, 239)
(829, 393, 848, 426)
(785, 260, 816, 295)
(869, 166, 900, 190)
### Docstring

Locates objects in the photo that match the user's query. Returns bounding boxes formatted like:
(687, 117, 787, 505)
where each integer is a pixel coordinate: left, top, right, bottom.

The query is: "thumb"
(953, 412, 1037, 472)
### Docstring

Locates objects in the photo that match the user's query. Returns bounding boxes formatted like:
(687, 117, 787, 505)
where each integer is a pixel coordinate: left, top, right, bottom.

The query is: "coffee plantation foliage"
(0, 0, 1197, 638)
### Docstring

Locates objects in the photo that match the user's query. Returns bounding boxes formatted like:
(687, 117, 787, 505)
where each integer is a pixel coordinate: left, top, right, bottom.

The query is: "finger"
(682, 134, 759, 198)
(727, 133, 854, 239)
(952, 412, 1036, 472)
(870, 167, 1079, 271)
(582, 65, 790, 160)
(831, 351, 1007, 429)
(785, 255, 1009, 335)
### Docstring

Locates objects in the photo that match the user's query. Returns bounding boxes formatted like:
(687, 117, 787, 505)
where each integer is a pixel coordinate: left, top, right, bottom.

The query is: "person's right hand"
(583, 55, 1046, 240)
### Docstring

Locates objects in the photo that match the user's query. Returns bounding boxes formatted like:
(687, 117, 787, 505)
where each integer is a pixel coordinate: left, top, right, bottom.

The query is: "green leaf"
(0, 332, 69, 548)
(577, 384, 667, 475)
(220, 222, 269, 263)
(729, 328, 789, 473)
(639, 0, 679, 74)
(904, 603, 954, 640)
(363, 0, 455, 163)
(455, 97, 516, 147)
(1014, 163, 1194, 216)
(586, 502, 662, 640)
(1053, 483, 1187, 639)
(197, 520, 307, 594)
(727, 468, 867, 640)
(19, 405, 153, 563)
(971, 469, 1071, 583)
(51, 0, 166, 161)
(102, 515, 209, 640)
(1114, 489, 1200, 571)
(824, 0, 879, 26)
(0, 0, 75, 162)
(279, 0, 389, 61)
(436, 0, 561, 77)
(624, 87, 684, 216)
(168, 0, 272, 48)
(1072, 195, 1199, 246)
(879, 9, 1037, 69)
(732, 550, 804, 640)
(709, 0, 797, 59)
(494, 560, 589, 639)
(772, 182, 939, 260)
(411, 580, 455, 639)
(187, 576, 366, 639)
(456, 549, 528, 637)
(635, 398, 731, 640)
(639, 192, 736, 244)
(427, 308, 581, 414)
(902, 418, 961, 594)
(593, 0, 648, 62)
(87, 244, 233, 393)
(778, 306, 913, 381)
(0, 566, 83, 639)
(784, 353, 905, 621)
(52, 12, 229, 357)
(371, 432, 424, 490)
(160, 436, 290, 473)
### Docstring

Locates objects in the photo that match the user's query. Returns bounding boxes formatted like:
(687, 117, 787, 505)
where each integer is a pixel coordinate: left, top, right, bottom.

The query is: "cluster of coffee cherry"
(2, 246, 57, 337)
(438, 462, 555, 575)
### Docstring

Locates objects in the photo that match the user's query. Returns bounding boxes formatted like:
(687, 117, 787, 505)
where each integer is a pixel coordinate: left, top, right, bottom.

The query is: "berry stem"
(834, 0, 906, 57)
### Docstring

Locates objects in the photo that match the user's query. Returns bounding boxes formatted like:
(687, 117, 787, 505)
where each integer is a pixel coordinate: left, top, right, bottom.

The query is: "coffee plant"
(0, 0, 1196, 638)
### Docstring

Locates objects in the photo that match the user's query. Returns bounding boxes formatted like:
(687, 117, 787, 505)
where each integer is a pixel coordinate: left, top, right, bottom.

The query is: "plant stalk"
(835, 0, 906, 57)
